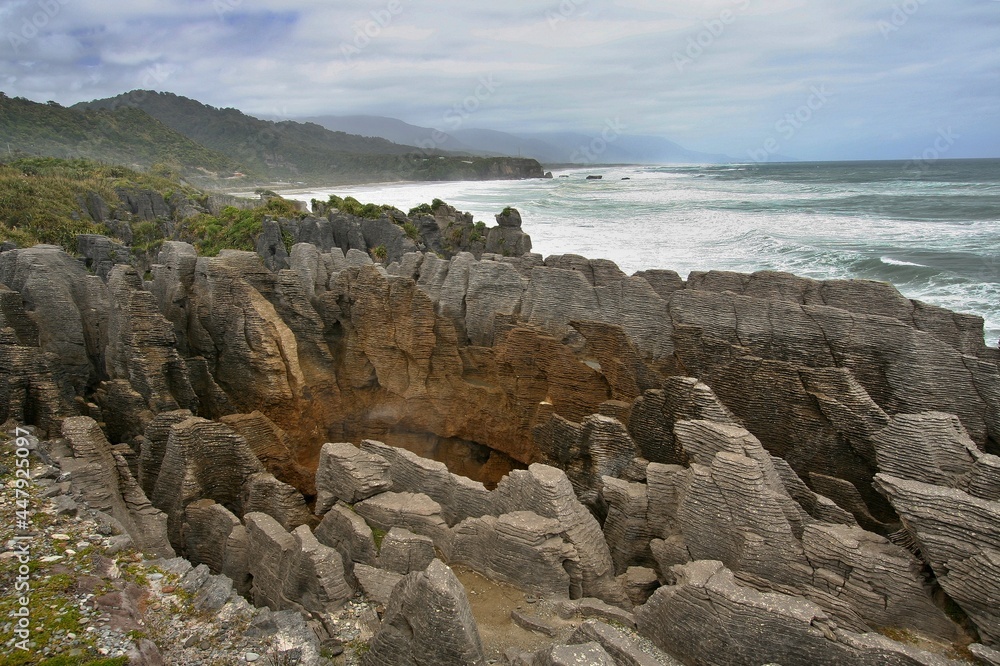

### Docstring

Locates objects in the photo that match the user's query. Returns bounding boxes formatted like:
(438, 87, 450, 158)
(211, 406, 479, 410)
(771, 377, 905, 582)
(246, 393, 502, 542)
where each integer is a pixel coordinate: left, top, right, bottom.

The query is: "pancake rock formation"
(2, 216, 1000, 664)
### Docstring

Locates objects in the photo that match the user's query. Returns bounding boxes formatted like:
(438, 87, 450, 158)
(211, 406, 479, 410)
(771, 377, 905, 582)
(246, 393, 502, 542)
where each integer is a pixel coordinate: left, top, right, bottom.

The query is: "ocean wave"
(880, 257, 928, 267)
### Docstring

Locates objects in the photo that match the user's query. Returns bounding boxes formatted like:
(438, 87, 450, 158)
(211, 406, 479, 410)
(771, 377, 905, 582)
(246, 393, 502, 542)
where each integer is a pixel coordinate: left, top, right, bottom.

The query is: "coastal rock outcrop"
(5, 216, 1000, 663)
(362, 559, 486, 666)
(60, 416, 173, 557)
(637, 560, 961, 666)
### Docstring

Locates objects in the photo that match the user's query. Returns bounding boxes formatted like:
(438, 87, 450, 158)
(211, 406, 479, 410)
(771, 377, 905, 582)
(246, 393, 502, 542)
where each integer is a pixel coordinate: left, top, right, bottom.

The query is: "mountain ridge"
(304, 113, 736, 164)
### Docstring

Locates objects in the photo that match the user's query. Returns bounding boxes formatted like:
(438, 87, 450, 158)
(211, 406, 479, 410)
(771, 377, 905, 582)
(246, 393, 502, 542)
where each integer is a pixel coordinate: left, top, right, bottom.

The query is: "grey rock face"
(354, 491, 453, 555)
(633, 413, 955, 641)
(60, 416, 173, 557)
(241, 471, 311, 531)
(617, 566, 660, 608)
(362, 559, 486, 666)
(182, 499, 250, 596)
(353, 564, 404, 606)
(602, 476, 656, 573)
(314, 501, 378, 567)
(361, 440, 491, 525)
(876, 473, 1000, 645)
(452, 511, 573, 597)
(150, 416, 266, 546)
(315, 441, 392, 512)
(626, 377, 737, 465)
(535, 642, 616, 666)
(378, 528, 436, 574)
(218, 410, 311, 493)
(873, 412, 981, 487)
(637, 560, 959, 666)
(77, 235, 131, 279)
(464, 259, 527, 347)
(0, 245, 110, 397)
(492, 464, 629, 607)
(569, 619, 683, 666)
(245, 512, 352, 614)
(138, 409, 193, 497)
(106, 265, 198, 414)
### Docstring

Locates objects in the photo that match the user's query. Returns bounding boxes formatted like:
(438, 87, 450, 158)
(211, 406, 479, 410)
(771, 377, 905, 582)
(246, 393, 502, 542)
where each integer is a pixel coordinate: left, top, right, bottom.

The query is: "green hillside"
(74, 91, 545, 184)
(0, 93, 247, 184)
(1, 90, 546, 187)
(0, 156, 300, 256)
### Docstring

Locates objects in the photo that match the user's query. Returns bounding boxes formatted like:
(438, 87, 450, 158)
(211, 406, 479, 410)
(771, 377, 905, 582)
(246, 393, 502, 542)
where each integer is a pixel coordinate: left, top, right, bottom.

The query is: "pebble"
(40, 555, 63, 563)
(245, 652, 260, 662)
(51, 533, 71, 540)
(149, 573, 164, 581)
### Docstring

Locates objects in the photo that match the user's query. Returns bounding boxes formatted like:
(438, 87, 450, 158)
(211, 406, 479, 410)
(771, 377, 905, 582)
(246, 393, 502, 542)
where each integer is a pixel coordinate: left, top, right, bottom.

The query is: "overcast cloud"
(2, 0, 998, 160)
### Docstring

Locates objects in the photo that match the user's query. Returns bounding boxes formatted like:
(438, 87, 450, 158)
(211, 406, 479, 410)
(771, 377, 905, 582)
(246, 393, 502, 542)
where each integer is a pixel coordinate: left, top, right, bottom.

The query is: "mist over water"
(286, 159, 1000, 346)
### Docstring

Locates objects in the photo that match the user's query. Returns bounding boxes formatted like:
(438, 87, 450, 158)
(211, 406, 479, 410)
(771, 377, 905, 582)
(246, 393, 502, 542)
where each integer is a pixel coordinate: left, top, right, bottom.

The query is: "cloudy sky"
(2, 0, 999, 161)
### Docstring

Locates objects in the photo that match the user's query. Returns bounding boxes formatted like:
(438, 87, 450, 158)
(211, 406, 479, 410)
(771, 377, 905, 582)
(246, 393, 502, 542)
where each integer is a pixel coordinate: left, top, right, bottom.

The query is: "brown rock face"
(4, 244, 998, 508)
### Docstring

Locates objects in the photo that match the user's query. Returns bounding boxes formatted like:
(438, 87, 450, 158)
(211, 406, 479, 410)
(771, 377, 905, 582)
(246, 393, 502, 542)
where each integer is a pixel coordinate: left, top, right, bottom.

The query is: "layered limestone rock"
(219, 411, 314, 495)
(60, 416, 173, 557)
(353, 491, 453, 555)
(314, 441, 392, 512)
(359, 439, 492, 525)
(871, 411, 1000, 644)
(569, 619, 682, 666)
(244, 512, 352, 615)
(182, 499, 251, 595)
(633, 417, 956, 641)
(451, 511, 574, 597)
(532, 413, 638, 506)
(627, 377, 737, 465)
(687, 269, 993, 360)
(149, 416, 306, 547)
(362, 559, 486, 666)
(105, 265, 198, 416)
(637, 560, 963, 666)
(0, 246, 109, 399)
(0, 284, 71, 434)
(668, 287, 999, 508)
(6, 233, 1000, 664)
(492, 464, 629, 606)
(377, 527, 436, 575)
(601, 476, 656, 573)
(876, 474, 1000, 645)
(314, 501, 379, 568)
(137, 409, 193, 497)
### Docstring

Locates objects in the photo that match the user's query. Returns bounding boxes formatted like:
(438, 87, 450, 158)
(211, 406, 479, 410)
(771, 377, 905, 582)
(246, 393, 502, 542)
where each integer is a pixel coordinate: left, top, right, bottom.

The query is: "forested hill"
(0, 92, 244, 184)
(73, 90, 545, 184)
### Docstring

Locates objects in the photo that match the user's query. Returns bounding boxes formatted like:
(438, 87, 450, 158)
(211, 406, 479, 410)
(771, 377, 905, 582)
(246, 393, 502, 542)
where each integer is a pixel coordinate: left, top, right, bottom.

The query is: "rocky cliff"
(2, 214, 999, 664)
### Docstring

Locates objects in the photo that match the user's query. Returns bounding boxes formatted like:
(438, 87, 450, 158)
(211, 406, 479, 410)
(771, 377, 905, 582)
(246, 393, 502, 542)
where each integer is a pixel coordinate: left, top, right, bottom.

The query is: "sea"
(278, 159, 1000, 347)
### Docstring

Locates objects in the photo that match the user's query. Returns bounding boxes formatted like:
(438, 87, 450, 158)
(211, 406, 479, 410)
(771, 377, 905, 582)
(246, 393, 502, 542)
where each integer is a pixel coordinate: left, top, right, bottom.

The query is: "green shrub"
(326, 195, 392, 220)
(402, 222, 420, 241)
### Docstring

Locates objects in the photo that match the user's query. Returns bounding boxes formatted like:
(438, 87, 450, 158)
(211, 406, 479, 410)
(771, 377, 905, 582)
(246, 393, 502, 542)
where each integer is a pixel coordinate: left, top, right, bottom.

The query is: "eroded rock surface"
(362, 559, 486, 666)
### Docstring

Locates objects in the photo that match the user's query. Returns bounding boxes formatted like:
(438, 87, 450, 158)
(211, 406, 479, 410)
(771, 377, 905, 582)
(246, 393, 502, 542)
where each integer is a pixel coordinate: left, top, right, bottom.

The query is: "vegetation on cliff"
(0, 157, 520, 266)
(0, 157, 297, 256)
(69, 90, 546, 186)
(0, 93, 245, 184)
(0, 157, 189, 248)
